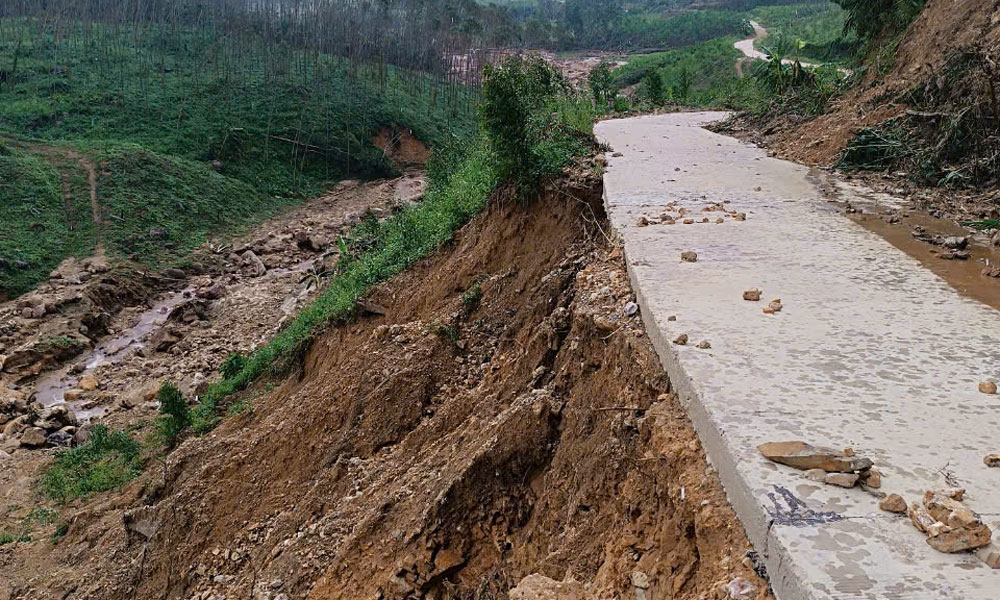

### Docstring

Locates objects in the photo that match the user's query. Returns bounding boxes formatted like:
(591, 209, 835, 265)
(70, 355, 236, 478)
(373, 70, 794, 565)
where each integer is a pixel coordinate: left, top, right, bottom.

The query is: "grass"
(0, 142, 96, 296)
(0, 19, 477, 297)
(613, 37, 743, 105)
(40, 426, 144, 504)
(750, 3, 854, 64)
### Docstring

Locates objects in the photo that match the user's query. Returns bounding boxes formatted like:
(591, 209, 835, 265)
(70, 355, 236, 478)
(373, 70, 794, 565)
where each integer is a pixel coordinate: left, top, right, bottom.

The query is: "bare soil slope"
(1, 173, 769, 600)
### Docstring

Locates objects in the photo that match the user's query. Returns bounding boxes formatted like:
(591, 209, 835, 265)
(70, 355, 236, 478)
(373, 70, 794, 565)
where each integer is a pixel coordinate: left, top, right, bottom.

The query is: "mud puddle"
(812, 169, 1000, 310)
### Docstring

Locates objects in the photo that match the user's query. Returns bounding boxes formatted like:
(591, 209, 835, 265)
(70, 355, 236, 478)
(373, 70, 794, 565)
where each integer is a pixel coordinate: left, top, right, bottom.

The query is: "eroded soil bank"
(0, 170, 769, 600)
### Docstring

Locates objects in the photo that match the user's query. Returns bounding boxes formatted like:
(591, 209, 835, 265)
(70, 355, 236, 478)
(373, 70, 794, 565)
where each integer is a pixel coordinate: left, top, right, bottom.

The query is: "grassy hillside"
(0, 20, 477, 297)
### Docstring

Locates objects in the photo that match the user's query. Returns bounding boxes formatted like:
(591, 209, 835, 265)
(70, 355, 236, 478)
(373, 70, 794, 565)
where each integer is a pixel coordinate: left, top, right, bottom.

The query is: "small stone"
(683, 218, 694, 225)
(667, 315, 677, 321)
(984, 454, 1000, 468)
(768, 299, 783, 313)
(624, 302, 639, 317)
(825, 472, 859, 488)
(637, 217, 649, 227)
(697, 340, 711, 349)
(942, 236, 968, 250)
(843, 447, 855, 457)
(716, 217, 724, 224)
(979, 381, 998, 395)
(909, 502, 935, 533)
(763, 307, 775, 315)
(743, 289, 761, 301)
(680, 251, 698, 263)
(879, 494, 907, 513)
(701, 217, 709, 223)
(802, 469, 826, 482)
(859, 468, 882, 488)
(734, 212, 747, 221)
(673, 334, 688, 346)
(726, 577, 755, 599)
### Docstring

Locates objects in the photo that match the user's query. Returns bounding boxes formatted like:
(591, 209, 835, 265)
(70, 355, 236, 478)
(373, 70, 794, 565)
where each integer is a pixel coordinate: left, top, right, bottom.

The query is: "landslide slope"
(1, 173, 770, 600)
(768, 0, 1000, 166)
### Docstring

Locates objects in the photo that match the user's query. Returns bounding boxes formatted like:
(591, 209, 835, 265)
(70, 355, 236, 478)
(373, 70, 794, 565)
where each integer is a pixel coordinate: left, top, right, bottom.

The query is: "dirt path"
(64, 150, 102, 249)
(597, 112, 1000, 600)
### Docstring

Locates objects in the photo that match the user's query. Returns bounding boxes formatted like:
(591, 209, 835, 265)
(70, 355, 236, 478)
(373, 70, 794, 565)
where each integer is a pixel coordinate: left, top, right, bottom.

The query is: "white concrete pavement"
(596, 113, 1000, 600)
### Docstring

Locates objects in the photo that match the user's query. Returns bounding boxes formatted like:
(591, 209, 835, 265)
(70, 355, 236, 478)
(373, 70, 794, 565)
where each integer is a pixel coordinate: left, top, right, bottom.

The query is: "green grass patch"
(41, 426, 143, 504)
(0, 143, 96, 297)
(614, 37, 744, 106)
(751, 3, 854, 64)
(0, 531, 31, 545)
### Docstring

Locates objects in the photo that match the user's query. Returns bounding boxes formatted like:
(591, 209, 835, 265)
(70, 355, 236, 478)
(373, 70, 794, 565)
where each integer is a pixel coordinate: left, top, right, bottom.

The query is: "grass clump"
(41, 426, 143, 504)
(0, 531, 31, 545)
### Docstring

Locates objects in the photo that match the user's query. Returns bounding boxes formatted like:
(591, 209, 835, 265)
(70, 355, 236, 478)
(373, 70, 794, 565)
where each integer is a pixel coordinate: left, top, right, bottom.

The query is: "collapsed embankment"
(1, 170, 770, 600)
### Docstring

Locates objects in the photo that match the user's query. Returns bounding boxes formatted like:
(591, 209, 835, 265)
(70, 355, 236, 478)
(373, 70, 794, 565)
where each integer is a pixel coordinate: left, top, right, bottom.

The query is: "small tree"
(156, 382, 190, 448)
(643, 71, 665, 105)
(588, 61, 615, 110)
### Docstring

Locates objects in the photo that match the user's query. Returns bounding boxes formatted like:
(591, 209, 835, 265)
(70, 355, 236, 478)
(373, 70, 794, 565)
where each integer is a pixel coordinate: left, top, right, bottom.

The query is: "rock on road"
(596, 113, 1000, 600)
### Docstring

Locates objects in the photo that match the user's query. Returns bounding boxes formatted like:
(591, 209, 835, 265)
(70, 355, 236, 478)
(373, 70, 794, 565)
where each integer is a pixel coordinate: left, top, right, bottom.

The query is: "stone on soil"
(742, 289, 761, 301)
(673, 333, 688, 346)
(758, 440, 873, 473)
(680, 251, 698, 263)
(19, 427, 47, 447)
(984, 454, 1000, 468)
(78, 374, 99, 391)
(979, 381, 997, 395)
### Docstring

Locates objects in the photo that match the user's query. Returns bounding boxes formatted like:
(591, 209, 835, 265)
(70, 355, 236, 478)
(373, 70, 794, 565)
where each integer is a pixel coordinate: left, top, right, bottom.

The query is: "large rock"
(78, 374, 99, 391)
(758, 441, 873, 473)
(19, 427, 48, 448)
(149, 327, 183, 352)
(509, 575, 595, 600)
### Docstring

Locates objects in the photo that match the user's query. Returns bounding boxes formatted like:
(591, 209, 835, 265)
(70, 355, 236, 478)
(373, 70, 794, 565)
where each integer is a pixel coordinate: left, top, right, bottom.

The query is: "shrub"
(156, 382, 190, 448)
(588, 62, 615, 111)
(220, 353, 248, 379)
(41, 426, 143, 503)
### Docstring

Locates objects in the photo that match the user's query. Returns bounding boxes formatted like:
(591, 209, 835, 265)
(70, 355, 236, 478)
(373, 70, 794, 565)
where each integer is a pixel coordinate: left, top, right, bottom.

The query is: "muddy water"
(34, 259, 318, 420)
(812, 170, 1000, 310)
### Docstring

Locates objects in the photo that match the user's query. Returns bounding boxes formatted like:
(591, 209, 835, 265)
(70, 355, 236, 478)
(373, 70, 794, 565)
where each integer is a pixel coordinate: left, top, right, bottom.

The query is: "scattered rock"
(673, 334, 688, 346)
(942, 236, 968, 250)
(509, 574, 595, 600)
(768, 299, 783, 313)
(976, 546, 1000, 569)
(758, 441, 874, 473)
(859, 468, 882, 488)
(733, 212, 747, 221)
(78, 374, 99, 391)
(802, 468, 826, 482)
(149, 327, 183, 352)
(242, 250, 267, 277)
(725, 577, 755, 599)
(922, 491, 993, 553)
(697, 340, 711, 349)
(984, 454, 1000, 468)
(667, 315, 676, 321)
(824, 472, 859, 488)
(879, 494, 907, 513)
(742, 289, 761, 301)
(979, 381, 997, 395)
(636, 217, 649, 227)
(19, 426, 47, 448)
(680, 251, 698, 263)
(683, 218, 694, 225)
(624, 302, 639, 317)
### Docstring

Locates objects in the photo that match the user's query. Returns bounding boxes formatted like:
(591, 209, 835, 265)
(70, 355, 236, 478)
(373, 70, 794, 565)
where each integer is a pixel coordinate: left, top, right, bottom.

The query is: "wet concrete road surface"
(597, 113, 1000, 600)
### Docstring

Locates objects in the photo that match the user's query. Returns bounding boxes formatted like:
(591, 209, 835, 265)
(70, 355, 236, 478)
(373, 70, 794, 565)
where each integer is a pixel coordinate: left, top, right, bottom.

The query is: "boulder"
(758, 441, 873, 473)
(19, 427, 48, 448)
(879, 494, 907, 514)
(149, 327, 183, 352)
(78, 374, 99, 391)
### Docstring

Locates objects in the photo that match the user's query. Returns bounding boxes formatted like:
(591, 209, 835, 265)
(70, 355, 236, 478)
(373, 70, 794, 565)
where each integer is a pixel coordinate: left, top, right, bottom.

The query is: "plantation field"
(0, 20, 477, 297)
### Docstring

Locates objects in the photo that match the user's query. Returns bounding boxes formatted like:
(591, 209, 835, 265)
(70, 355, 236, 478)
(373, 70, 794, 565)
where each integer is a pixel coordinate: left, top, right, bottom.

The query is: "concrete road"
(596, 113, 1000, 600)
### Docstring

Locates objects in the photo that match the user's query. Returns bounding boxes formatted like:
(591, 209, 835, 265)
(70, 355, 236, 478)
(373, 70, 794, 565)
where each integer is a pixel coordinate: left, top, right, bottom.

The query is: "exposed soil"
(0, 171, 769, 600)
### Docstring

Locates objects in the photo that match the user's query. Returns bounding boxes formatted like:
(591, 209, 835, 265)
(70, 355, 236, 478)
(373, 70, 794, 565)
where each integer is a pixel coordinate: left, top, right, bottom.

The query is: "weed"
(0, 531, 31, 545)
(461, 280, 484, 313)
(220, 353, 248, 380)
(52, 521, 69, 540)
(41, 426, 143, 503)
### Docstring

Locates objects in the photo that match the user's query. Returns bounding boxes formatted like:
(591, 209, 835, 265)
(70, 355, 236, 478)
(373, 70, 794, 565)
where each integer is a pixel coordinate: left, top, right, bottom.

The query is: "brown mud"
(0, 170, 769, 600)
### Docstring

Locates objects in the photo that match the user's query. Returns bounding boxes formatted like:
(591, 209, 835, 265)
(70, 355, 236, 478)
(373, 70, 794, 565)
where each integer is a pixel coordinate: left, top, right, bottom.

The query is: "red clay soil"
(0, 170, 770, 600)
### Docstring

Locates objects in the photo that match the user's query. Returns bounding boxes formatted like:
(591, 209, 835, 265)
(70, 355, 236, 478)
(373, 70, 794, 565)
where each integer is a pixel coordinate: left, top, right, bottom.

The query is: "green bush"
(41, 426, 143, 503)
(156, 382, 190, 448)
(220, 353, 248, 379)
